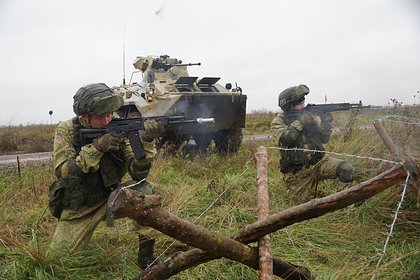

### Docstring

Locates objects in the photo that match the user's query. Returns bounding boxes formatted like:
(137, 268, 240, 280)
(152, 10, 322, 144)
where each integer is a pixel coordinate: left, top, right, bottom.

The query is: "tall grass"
(0, 124, 55, 154)
(0, 107, 419, 279)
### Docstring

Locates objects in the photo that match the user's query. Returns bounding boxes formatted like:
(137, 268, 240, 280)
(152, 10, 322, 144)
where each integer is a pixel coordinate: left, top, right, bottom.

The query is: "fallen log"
(136, 248, 308, 280)
(234, 163, 407, 243)
(108, 189, 311, 280)
(134, 162, 408, 279)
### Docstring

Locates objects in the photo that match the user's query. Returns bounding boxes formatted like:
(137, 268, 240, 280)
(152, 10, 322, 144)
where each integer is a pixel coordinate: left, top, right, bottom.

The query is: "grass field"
(0, 107, 419, 279)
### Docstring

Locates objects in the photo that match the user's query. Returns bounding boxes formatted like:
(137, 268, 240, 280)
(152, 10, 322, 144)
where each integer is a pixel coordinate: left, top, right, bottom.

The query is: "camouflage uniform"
(47, 83, 158, 257)
(271, 85, 354, 202)
(48, 116, 157, 255)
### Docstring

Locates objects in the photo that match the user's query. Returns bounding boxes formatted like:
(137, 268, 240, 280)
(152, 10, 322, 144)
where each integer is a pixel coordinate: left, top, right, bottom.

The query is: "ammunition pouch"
(280, 146, 325, 174)
(48, 180, 65, 219)
(54, 159, 116, 212)
(306, 144, 325, 166)
(280, 150, 305, 173)
(85, 192, 110, 206)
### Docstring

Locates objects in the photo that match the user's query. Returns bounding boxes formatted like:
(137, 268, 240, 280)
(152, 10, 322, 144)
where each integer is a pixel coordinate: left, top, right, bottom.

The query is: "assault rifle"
(284, 101, 363, 124)
(79, 115, 214, 159)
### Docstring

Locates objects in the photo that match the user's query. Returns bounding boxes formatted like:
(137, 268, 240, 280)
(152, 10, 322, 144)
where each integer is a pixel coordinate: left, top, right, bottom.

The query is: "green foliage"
(0, 107, 419, 279)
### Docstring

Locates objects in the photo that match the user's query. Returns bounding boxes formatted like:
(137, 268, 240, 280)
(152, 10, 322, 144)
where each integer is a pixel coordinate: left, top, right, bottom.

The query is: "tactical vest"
(280, 113, 327, 173)
(63, 117, 126, 210)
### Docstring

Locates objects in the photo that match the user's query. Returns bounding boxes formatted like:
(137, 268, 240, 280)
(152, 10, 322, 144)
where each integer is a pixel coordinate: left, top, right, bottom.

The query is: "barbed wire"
(114, 226, 128, 280)
(283, 228, 314, 271)
(370, 171, 410, 280)
(109, 146, 410, 275)
(145, 156, 255, 269)
(108, 178, 147, 208)
(101, 179, 142, 280)
(383, 119, 420, 126)
(384, 114, 420, 120)
(267, 145, 414, 277)
(266, 146, 400, 165)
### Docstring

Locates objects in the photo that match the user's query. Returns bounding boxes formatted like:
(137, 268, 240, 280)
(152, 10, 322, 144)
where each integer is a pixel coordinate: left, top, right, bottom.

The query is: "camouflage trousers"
(47, 201, 108, 257)
(283, 156, 344, 203)
(47, 180, 153, 257)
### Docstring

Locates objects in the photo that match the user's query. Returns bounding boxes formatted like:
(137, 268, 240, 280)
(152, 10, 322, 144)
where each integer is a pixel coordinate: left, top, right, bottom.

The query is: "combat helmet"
(73, 83, 123, 116)
(278, 84, 310, 111)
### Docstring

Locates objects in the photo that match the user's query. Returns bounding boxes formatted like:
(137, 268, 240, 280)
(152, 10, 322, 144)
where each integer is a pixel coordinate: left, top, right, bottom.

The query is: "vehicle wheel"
(158, 135, 187, 153)
(193, 133, 213, 153)
(214, 128, 242, 154)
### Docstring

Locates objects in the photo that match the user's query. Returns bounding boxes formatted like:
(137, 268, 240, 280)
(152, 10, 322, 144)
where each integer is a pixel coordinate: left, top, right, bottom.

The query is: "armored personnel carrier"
(114, 55, 247, 154)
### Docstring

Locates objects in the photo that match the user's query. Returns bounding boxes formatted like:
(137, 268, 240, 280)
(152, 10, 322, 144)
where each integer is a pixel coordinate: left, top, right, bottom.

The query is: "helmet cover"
(73, 83, 123, 116)
(278, 84, 310, 110)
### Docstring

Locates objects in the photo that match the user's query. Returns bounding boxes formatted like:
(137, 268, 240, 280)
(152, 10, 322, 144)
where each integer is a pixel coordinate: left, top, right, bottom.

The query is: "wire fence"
(129, 144, 414, 277)
(1, 112, 418, 278)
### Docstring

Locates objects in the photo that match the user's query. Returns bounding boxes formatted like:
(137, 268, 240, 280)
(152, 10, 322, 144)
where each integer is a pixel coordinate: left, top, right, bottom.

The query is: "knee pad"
(336, 161, 355, 183)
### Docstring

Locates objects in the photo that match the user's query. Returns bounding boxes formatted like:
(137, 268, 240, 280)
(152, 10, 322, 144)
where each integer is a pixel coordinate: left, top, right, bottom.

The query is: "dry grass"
(0, 124, 56, 154)
(0, 106, 419, 279)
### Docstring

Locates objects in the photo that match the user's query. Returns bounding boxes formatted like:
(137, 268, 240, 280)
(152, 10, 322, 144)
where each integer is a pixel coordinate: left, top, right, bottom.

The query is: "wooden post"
(373, 119, 419, 200)
(124, 162, 408, 280)
(17, 155, 22, 188)
(373, 120, 399, 160)
(108, 190, 312, 279)
(255, 146, 273, 279)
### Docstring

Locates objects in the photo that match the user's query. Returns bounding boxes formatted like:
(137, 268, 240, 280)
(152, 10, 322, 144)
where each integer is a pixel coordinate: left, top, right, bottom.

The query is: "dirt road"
(0, 152, 53, 167)
(0, 135, 273, 168)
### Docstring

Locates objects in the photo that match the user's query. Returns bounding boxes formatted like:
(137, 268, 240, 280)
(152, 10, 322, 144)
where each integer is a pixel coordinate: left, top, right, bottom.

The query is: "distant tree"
(390, 98, 402, 107)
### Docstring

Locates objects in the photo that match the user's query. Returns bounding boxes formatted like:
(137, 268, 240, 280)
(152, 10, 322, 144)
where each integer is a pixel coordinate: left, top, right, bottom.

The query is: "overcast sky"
(0, 0, 419, 125)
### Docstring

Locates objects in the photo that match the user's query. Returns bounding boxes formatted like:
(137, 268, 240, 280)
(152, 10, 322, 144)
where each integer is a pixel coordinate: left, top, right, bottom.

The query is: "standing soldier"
(271, 84, 355, 202)
(47, 83, 164, 269)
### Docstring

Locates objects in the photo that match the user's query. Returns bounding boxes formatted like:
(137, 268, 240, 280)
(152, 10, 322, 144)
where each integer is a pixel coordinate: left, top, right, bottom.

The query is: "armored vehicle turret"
(114, 55, 247, 154)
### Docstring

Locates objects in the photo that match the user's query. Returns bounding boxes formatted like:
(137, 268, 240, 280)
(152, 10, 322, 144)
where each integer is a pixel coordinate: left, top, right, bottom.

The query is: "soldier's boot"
(138, 235, 157, 270)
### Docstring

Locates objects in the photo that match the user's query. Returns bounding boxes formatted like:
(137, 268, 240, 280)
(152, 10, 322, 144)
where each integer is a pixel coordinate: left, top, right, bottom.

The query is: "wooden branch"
(255, 146, 273, 279)
(109, 190, 257, 262)
(373, 120, 419, 199)
(108, 189, 312, 280)
(373, 120, 399, 160)
(233, 163, 407, 243)
(136, 162, 407, 279)
(136, 248, 309, 280)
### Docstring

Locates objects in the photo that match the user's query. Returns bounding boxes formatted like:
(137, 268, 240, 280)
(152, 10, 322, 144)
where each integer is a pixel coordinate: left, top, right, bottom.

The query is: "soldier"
(47, 83, 164, 269)
(271, 84, 355, 202)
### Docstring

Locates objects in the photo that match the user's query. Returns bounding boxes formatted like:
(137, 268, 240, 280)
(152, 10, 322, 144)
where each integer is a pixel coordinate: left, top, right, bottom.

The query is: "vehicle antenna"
(123, 24, 126, 86)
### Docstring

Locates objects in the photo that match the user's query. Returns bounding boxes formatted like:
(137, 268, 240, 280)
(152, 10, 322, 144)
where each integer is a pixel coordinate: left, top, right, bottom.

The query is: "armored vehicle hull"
(115, 55, 247, 153)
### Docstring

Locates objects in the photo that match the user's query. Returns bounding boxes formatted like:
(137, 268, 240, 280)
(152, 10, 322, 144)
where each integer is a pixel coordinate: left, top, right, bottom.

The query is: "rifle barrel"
(196, 118, 215, 124)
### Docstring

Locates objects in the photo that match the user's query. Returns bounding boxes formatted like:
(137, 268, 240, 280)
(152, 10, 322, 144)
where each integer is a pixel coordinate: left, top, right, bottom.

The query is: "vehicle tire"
(214, 128, 242, 154)
(193, 133, 213, 153)
(158, 135, 187, 153)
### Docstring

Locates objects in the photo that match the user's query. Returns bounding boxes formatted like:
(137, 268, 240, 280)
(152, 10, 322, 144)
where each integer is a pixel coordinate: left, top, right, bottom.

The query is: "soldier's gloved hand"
(93, 132, 125, 152)
(300, 113, 316, 127)
(141, 119, 165, 142)
(290, 120, 303, 131)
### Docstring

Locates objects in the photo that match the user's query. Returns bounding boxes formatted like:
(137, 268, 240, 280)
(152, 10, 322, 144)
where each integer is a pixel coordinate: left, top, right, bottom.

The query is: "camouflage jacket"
(52, 116, 157, 211)
(271, 111, 332, 173)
